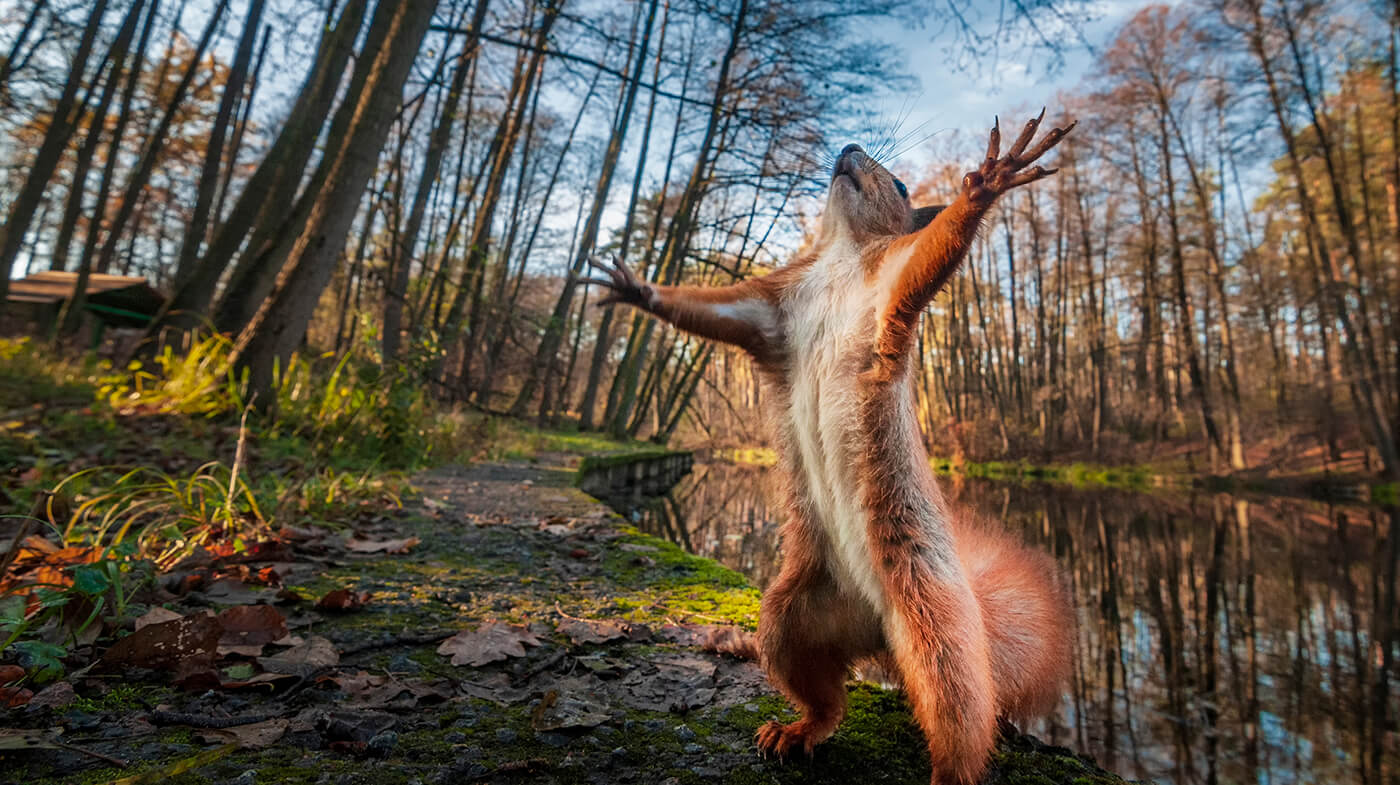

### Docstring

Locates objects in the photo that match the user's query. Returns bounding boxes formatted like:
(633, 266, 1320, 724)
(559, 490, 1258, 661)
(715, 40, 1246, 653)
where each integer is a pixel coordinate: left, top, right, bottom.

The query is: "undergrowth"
(0, 333, 647, 674)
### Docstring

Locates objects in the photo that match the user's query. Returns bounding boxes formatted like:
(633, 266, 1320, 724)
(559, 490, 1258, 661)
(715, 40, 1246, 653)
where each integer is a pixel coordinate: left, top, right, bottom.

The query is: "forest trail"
(2, 457, 1136, 785)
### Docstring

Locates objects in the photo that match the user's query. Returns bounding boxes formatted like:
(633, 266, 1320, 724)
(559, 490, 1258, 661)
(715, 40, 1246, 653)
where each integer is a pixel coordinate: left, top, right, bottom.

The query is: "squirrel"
(585, 110, 1077, 784)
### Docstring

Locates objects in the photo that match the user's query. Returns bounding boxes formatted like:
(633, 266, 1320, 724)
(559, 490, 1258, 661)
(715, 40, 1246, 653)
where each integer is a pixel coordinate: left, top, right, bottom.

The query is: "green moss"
(577, 448, 691, 475)
(602, 528, 762, 628)
(929, 456, 1154, 490)
(1372, 482, 1398, 506)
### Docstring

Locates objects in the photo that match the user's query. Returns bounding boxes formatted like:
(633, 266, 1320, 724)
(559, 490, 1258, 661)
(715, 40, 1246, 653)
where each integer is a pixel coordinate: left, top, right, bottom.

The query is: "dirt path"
(3, 458, 1138, 784)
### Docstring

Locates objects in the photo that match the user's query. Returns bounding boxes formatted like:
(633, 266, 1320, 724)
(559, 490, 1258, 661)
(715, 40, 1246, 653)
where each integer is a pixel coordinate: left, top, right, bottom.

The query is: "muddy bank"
(2, 458, 1139, 784)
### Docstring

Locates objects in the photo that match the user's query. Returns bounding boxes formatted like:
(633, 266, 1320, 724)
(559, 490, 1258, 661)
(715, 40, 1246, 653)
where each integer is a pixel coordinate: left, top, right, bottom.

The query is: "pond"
(597, 459, 1399, 785)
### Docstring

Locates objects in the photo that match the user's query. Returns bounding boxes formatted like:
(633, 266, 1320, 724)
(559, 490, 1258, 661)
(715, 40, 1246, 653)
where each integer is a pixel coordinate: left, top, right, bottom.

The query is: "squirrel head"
(819, 144, 941, 246)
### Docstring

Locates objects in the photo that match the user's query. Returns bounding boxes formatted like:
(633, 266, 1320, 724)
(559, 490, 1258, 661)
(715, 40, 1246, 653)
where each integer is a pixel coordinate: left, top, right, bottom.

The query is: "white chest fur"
(782, 248, 888, 612)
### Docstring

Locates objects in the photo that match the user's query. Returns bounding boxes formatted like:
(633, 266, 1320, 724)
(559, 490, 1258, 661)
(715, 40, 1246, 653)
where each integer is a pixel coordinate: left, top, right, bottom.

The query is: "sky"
(861, 0, 1160, 175)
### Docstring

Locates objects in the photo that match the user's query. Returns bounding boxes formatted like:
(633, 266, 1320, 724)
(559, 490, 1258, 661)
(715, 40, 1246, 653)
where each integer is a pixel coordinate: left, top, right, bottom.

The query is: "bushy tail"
(953, 513, 1075, 721)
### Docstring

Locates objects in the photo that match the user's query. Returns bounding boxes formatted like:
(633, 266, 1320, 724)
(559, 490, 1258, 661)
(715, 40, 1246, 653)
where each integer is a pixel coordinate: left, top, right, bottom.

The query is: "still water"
(603, 460, 1399, 785)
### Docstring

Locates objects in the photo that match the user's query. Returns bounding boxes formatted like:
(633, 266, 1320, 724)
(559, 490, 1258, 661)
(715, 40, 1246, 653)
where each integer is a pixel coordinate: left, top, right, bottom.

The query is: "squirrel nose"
(840, 143, 863, 158)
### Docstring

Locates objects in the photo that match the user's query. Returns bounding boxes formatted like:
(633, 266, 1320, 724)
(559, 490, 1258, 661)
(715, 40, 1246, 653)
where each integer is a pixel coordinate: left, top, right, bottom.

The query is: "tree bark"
(0, 0, 110, 314)
(229, 0, 438, 399)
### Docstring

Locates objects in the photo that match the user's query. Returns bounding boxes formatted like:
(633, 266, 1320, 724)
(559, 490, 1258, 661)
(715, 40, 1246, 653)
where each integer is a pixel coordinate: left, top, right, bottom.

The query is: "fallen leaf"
(27, 681, 76, 710)
(102, 614, 221, 672)
(259, 636, 338, 677)
(556, 617, 627, 646)
(0, 727, 61, 750)
(315, 589, 371, 612)
(0, 686, 33, 707)
(219, 671, 298, 691)
(216, 605, 288, 656)
(135, 607, 183, 630)
(436, 622, 541, 667)
(195, 718, 288, 749)
(618, 654, 717, 712)
(344, 536, 420, 554)
(0, 664, 24, 684)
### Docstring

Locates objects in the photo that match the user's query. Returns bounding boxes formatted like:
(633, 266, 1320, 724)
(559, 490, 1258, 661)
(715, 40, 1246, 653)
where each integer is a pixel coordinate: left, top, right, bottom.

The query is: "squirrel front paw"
(962, 109, 1076, 204)
(755, 719, 830, 760)
(582, 255, 657, 309)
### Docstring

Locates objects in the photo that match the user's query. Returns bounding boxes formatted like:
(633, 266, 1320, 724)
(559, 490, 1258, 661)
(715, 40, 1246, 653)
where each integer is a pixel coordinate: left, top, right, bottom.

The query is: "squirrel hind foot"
(754, 718, 834, 760)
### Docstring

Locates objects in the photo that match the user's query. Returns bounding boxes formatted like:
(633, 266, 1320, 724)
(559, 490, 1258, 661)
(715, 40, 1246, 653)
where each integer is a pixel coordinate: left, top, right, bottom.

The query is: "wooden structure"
(2, 271, 165, 340)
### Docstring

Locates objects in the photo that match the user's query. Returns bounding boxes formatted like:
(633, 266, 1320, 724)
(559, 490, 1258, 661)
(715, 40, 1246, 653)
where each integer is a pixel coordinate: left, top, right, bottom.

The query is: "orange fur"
(588, 115, 1077, 785)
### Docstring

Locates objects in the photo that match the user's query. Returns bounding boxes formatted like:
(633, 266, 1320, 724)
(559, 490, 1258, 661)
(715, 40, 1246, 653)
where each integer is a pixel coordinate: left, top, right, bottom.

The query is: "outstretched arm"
(876, 111, 1075, 362)
(583, 257, 780, 359)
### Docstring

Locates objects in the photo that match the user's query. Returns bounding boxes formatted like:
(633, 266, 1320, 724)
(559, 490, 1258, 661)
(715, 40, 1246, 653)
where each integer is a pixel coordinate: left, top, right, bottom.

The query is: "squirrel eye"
(894, 178, 908, 198)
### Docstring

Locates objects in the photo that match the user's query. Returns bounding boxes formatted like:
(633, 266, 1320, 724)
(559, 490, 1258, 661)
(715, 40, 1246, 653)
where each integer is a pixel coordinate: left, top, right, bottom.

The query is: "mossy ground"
(4, 427, 1138, 785)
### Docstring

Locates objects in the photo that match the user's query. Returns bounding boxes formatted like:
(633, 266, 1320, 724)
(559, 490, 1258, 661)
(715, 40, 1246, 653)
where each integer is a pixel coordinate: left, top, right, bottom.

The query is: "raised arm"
(877, 111, 1074, 360)
(584, 257, 781, 360)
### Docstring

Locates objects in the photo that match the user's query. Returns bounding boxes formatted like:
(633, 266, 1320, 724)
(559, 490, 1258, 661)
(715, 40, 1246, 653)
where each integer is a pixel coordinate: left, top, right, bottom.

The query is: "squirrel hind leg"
(879, 565, 999, 785)
(757, 564, 882, 759)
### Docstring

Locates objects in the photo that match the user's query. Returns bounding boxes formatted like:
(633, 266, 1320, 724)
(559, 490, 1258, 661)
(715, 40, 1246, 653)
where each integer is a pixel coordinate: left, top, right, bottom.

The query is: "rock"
(683, 743, 705, 754)
(674, 724, 696, 741)
(443, 731, 466, 744)
(367, 730, 398, 757)
(494, 727, 517, 743)
(231, 770, 258, 785)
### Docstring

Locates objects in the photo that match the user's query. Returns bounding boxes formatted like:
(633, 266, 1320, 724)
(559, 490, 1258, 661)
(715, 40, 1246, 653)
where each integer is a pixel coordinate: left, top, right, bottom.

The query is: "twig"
(223, 406, 250, 526)
(339, 630, 455, 657)
(0, 492, 50, 581)
(149, 709, 287, 728)
(57, 740, 128, 768)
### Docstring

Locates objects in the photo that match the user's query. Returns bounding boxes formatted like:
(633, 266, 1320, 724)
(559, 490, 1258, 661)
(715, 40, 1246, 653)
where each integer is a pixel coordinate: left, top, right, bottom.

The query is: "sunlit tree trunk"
(0, 0, 110, 314)
(230, 0, 438, 399)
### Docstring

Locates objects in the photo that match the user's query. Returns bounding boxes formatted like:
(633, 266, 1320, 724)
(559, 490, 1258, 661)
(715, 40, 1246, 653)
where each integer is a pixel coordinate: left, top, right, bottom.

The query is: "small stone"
(743, 703, 760, 713)
(642, 719, 665, 732)
(367, 730, 398, 757)
(674, 725, 696, 742)
(231, 771, 258, 785)
(536, 731, 570, 748)
(683, 743, 705, 754)
(388, 653, 422, 673)
(610, 746, 628, 760)
(444, 731, 467, 744)
(594, 725, 618, 738)
(495, 727, 518, 743)
(689, 766, 721, 779)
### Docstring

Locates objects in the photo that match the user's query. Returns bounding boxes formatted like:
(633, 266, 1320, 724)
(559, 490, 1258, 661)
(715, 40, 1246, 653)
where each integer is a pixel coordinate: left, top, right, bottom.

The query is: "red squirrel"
(586, 111, 1077, 784)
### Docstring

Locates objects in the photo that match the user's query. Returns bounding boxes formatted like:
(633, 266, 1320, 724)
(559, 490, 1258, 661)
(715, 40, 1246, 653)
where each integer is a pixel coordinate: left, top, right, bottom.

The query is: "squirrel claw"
(964, 111, 1074, 203)
(755, 719, 824, 761)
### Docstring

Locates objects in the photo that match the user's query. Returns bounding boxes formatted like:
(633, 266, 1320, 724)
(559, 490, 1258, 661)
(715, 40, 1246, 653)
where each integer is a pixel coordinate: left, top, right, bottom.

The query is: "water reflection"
(603, 461, 1399, 785)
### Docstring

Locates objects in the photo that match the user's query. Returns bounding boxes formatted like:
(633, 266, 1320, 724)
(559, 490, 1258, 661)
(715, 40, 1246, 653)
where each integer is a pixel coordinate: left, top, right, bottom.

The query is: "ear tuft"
(908, 205, 946, 234)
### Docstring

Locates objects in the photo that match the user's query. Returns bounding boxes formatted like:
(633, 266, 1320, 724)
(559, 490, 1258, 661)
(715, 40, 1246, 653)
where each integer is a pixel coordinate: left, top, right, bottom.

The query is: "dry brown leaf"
(102, 614, 222, 671)
(195, 718, 288, 749)
(258, 636, 338, 677)
(556, 617, 627, 646)
(436, 622, 541, 667)
(216, 605, 288, 657)
(344, 536, 420, 554)
(315, 588, 371, 612)
(134, 607, 184, 630)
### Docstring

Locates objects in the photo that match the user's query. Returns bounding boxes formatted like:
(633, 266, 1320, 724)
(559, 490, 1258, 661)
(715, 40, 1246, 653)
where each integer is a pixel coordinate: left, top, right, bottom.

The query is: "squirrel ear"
(909, 205, 946, 233)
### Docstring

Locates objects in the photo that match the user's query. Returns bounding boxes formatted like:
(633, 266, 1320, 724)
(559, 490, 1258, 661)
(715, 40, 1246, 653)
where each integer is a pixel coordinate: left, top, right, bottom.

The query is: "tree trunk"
(509, 0, 660, 418)
(147, 0, 368, 341)
(229, 0, 438, 399)
(48, 0, 148, 274)
(0, 0, 109, 314)
(89, 0, 230, 279)
(382, 0, 490, 366)
(173, 0, 266, 285)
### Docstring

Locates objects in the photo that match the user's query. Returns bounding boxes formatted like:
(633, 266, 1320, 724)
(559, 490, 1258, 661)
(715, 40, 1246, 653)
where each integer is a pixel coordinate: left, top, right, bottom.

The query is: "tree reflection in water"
(599, 461, 1398, 785)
